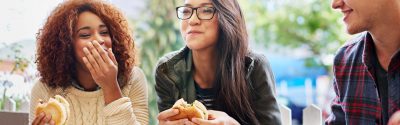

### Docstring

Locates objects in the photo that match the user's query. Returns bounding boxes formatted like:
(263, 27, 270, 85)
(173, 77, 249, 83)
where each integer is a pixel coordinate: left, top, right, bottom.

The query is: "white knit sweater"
(29, 67, 149, 125)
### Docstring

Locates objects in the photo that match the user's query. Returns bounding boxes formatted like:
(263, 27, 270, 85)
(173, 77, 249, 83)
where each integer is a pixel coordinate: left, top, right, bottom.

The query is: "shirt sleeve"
(251, 55, 282, 125)
(29, 81, 51, 124)
(325, 80, 346, 125)
(103, 67, 149, 125)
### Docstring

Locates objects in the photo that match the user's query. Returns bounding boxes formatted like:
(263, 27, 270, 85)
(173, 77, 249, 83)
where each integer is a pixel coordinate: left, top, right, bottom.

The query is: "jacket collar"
(164, 47, 256, 103)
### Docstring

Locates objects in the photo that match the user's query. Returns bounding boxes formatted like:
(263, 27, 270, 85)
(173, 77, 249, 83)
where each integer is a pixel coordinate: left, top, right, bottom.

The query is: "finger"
(82, 57, 97, 76)
(49, 120, 55, 125)
(92, 40, 112, 65)
(83, 47, 101, 74)
(158, 109, 179, 120)
(32, 112, 45, 125)
(39, 114, 52, 125)
(192, 118, 211, 125)
(185, 120, 197, 125)
(165, 118, 189, 125)
(87, 41, 107, 68)
(108, 48, 118, 66)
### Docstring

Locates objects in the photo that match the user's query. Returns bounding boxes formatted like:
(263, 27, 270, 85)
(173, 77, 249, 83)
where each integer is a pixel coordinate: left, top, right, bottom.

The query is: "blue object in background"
(266, 53, 328, 125)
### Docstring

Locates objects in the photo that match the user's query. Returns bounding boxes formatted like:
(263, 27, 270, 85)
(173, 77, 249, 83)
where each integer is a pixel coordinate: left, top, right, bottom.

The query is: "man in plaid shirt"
(326, 0, 400, 124)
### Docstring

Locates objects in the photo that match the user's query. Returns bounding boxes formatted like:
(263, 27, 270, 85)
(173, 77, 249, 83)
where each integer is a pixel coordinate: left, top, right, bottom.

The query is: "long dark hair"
(211, 0, 259, 124)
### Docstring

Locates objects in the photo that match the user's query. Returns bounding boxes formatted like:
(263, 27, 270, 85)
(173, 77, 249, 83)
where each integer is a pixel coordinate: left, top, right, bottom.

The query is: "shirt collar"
(71, 80, 101, 91)
(362, 32, 400, 73)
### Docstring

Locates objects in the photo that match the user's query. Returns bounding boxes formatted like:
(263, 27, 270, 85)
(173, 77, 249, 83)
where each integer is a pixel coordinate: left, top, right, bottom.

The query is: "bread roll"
(35, 95, 70, 125)
(169, 98, 208, 121)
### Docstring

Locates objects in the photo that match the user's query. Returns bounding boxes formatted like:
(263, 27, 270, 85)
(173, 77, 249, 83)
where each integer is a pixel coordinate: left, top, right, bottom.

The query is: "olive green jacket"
(155, 47, 281, 125)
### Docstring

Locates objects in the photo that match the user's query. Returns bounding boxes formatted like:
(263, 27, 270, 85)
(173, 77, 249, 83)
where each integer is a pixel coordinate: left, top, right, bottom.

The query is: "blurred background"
(0, 0, 350, 124)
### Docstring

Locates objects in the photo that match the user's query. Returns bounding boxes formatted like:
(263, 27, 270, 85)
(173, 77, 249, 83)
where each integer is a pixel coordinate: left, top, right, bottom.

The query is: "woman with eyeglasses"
(30, 0, 148, 125)
(155, 0, 281, 125)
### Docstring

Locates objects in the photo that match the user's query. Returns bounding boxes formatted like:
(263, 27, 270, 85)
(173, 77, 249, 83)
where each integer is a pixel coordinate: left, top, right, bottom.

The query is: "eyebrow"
(76, 24, 107, 32)
(184, 3, 213, 7)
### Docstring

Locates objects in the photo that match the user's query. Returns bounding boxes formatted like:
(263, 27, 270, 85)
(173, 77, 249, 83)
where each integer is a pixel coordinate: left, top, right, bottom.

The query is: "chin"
(186, 45, 204, 51)
(345, 24, 366, 35)
(345, 18, 371, 35)
(185, 40, 203, 49)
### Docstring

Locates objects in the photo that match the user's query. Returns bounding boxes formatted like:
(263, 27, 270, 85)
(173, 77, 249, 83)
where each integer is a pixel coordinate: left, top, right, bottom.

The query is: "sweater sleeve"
(103, 67, 149, 125)
(29, 81, 51, 124)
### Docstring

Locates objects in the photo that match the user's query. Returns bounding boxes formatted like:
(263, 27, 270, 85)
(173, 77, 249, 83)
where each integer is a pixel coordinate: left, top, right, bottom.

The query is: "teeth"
(102, 46, 108, 51)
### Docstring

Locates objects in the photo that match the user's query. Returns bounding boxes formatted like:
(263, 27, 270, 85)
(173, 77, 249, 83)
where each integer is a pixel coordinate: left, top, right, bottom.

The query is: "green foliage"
(134, 0, 183, 124)
(241, 0, 349, 70)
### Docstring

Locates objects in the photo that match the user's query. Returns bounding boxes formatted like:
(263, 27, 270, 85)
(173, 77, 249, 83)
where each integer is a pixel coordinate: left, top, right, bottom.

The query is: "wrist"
(102, 81, 123, 105)
(101, 80, 119, 91)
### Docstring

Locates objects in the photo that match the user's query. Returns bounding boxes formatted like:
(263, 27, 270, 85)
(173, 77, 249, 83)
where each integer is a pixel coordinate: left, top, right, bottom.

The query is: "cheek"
(207, 21, 219, 43)
(180, 21, 188, 39)
(73, 40, 87, 58)
(104, 38, 112, 48)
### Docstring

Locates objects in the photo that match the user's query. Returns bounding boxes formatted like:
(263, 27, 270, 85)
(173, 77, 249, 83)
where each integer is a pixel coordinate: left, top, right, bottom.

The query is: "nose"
(188, 10, 200, 25)
(331, 0, 343, 9)
(93, 33, 105, 45)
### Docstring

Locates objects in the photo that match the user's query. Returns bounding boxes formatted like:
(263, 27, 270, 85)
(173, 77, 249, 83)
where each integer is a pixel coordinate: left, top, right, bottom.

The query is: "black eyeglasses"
(176, 6, 216, 20)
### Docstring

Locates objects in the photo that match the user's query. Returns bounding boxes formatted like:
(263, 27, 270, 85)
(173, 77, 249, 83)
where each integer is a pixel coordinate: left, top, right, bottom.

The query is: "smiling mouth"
(101, 46, 108, 51)
(342, 9, 353, 20)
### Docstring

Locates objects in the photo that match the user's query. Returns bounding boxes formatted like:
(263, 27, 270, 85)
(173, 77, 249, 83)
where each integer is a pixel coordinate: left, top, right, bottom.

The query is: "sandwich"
(169, 98, 208, 121)
(35, 95, 70, 125)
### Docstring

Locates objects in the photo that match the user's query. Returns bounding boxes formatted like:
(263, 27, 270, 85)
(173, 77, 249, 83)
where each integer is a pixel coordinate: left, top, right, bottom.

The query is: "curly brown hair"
(36, 0, 135, 89)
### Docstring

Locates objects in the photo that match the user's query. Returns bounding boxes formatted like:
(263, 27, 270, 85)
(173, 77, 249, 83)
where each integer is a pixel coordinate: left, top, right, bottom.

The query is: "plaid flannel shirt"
(326, 32, 400, 125)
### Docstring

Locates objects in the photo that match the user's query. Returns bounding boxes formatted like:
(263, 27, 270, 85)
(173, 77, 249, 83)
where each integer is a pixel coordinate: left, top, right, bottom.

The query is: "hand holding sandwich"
(158, 99, 239, 125)
(191, 110, 240, 125)
(32, 95, 70, 125)
(32, 112, 55, 125)
(158, 98, 208, 125)
(158, 98, 205, 125)
(158, 108, 193, 125)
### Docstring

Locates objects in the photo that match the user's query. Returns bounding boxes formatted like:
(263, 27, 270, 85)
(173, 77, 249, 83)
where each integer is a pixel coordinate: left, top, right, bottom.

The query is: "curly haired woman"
(29, 0, 148, 125)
